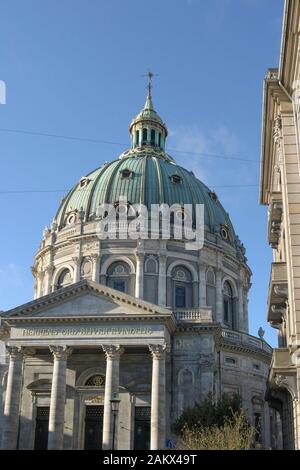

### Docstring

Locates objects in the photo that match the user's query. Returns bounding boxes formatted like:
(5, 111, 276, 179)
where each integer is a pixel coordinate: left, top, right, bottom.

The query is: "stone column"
(149, 344, 166, 450)
(37, 271, 44, 298)
(72, 256, 81, 283)
(1, 346, 23, 449)
(158, 255, 167, 307)
(215, 269, 223, 323)
(135, 253, 144, 299)
(45, 265, 54, 295)
(102, 345, 124, 450)
(48, 345, 71, 450)
(199, 264, 207, 307)
(91, 254, 100, 282)
(238, 280, 244, 331)
(192, 281, 198, 307)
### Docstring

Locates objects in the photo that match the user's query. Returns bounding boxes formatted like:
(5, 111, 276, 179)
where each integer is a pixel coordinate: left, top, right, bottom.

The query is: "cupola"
(129, 71, 168, 151)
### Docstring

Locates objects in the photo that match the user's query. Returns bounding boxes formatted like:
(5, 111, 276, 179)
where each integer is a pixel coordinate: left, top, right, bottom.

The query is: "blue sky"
(0, 0, 284, 345)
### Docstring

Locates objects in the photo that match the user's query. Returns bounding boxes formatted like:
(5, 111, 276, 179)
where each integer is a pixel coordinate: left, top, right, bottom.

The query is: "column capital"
(72, 255, 81, 264)
(135, 252, 145, 261)
(6, 345, 23, 359)
(0, 322, 10, 340)
(102, 344, 124, 359)
(149, 344, 168, 359)
(49, 345, 72, 360)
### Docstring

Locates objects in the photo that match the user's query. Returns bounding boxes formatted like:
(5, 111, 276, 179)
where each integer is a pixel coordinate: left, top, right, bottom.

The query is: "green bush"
(174, 393, 243, 435)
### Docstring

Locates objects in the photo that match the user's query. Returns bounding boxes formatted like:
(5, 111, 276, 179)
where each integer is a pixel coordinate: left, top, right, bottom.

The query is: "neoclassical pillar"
(102, 345, 124, 450)
(158, 255, 167, 307)
(44, 265, 54, 295)
(1, 346, 23, 449)
(149, 344, 167, 450)
(91, 254, 100, 282)
(48, 345, 71, 450)
(238, 280, 244, 331)
(215, 269, 223, 323)
(198, 264, 207, 307)
(192, 281, 198, 307)
(72, 256, 81, 283)
(37, 271, 44, 298)
(135, 253, 144, 298)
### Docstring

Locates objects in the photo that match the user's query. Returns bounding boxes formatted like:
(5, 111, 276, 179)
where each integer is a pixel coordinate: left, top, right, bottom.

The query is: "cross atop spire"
(143, 69, 158, 99)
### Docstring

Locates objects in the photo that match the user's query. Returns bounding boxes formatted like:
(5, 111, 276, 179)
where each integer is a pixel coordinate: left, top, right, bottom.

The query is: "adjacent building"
(260, 0, 300, 451)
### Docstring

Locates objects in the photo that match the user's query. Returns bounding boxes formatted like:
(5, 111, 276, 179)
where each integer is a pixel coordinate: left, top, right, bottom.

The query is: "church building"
(0, 82, 273, 450)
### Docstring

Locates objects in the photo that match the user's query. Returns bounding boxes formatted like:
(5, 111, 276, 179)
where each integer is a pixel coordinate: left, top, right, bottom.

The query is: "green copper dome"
(55, 94, 237, 246)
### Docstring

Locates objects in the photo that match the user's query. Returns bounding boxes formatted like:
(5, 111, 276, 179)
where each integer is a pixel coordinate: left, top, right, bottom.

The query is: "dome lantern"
(129, 71, 168, 151)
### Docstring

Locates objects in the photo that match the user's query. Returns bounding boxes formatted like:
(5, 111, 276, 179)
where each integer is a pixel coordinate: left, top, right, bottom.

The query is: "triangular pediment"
(1, 280, 171, 319)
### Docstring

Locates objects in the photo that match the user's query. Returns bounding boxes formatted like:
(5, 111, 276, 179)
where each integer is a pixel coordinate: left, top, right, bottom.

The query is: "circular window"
(66, 213, 77, 225)
(220, 226, 229, 240)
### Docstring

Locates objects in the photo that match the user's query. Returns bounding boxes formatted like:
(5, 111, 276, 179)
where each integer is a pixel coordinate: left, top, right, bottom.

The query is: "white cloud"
(166, 123, 258, 211)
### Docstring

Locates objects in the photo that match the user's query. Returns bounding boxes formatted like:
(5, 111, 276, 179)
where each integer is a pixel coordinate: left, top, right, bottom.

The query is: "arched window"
(85, 375, 105, 387)
(106, 261, 131, 294)
(142, 128, 147, 145)
(223, 281, 235, 329)
(56, 269, 72, 290)
(151, 129, 155, 146)
(172, 266, 193, 309)
(158, 132, 162, 148)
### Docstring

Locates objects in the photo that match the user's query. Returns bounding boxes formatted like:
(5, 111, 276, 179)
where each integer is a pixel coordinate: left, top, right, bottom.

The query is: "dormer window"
(220, 225, 229, 240)
(78, 177, 90, 189)
(170, 174, 182, 184)
(209, 191, 218, 203)
(120, 168, 133, 179)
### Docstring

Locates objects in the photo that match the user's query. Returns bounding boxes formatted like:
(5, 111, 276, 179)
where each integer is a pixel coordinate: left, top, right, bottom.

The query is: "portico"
(0, 280, 174, 450)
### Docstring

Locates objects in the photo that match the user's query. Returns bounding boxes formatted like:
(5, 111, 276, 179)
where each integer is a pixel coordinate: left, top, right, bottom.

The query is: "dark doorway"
(84, 405, 104, 450)
(34, 407, 49, 450)
(134, 407, 151, 450)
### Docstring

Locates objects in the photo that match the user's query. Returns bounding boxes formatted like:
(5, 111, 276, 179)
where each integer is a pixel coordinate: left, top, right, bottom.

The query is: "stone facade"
(260, 0, 300, 450)
(0, 281, 272, 449)
(0, 83, 273, 450)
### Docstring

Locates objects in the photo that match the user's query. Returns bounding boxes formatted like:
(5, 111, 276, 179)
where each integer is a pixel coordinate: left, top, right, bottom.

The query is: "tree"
(174, 394, 255, 450)
(174, 393, 243, 434)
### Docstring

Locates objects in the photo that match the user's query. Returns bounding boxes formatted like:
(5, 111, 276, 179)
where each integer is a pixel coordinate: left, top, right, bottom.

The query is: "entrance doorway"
(84, 405, 104, 449)
(134, 407, 151, 450)
(34, 407, 49, 450)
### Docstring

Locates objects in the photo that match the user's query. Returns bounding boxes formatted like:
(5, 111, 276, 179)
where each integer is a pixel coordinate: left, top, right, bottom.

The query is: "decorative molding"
(0, 321, 10, 339)
(149, 343, 168, 359)
(102, 344, 124, 359)
(6, 345, 23, 359)
(49, 345, 72, 360)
